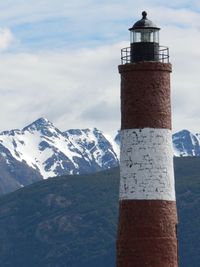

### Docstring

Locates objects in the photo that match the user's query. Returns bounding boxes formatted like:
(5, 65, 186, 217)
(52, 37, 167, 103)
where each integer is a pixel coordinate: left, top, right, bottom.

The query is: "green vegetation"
(0, 157, 199, 266)
(0, 168, 119, 267)
(175, 157, 200, 267)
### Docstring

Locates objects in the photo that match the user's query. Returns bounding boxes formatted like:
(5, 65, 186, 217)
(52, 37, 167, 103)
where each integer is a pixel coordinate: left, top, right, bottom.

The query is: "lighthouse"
(117, 12, 178, 267)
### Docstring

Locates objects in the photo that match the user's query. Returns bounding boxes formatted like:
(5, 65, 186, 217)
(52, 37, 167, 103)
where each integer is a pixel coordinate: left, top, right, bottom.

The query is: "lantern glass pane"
(130, 31, 141, 43)
(153, 31, 159, 43)
(131, 29, 159, 43)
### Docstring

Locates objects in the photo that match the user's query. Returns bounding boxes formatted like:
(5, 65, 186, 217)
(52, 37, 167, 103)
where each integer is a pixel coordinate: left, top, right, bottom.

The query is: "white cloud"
(0, 43, 122, 135)
(0, 1, 199, 136)
(0, 28, 15, 51)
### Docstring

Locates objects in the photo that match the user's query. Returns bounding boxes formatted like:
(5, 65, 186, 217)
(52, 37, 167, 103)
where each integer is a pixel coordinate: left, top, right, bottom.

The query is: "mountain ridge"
(0, 118, 119, 194)
(0, 117, 199, 195)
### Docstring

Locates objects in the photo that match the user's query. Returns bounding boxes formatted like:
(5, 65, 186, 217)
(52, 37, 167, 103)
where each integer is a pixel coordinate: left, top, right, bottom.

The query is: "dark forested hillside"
(174, 157, 200, 267)
(0, 157, 199, 266)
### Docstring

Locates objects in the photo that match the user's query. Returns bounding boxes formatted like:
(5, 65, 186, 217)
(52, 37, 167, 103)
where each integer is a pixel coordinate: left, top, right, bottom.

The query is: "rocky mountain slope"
(173, 129, 200, 156)
(0, 143, 42, 195)
(0, 118, 119, 179)
(0, 157, 199, 267)
(0, 118, 119, 194)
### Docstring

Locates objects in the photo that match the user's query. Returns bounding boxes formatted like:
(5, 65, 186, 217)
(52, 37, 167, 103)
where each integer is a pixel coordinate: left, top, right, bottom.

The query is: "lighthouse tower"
(117, 12, 178, 267)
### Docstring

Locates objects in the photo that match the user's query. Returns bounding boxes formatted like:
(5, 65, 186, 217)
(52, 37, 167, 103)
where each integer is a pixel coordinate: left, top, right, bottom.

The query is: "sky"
(0, 1, 200, 136)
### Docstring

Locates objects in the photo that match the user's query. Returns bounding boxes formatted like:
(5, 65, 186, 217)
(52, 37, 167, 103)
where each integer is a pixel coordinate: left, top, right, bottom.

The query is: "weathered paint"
(120, 128, 175, 201)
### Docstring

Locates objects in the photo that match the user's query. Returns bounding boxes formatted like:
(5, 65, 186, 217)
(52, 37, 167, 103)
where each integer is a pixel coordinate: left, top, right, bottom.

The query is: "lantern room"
(129, 11, 160, 62)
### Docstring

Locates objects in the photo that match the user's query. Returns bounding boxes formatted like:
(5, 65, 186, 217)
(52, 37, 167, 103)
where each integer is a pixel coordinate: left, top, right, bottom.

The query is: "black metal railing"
(121, 46, 169, 64)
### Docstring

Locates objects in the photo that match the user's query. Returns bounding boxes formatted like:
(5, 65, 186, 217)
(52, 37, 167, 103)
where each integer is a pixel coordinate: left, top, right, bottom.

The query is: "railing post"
(121, 46, 169, 64)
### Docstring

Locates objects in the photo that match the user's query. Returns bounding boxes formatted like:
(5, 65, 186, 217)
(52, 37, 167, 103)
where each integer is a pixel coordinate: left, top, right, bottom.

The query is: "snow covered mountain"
(173, 129, 200, 156)
(0, 118, 119, 180)
(0, 117, 199, 195)
(0, 143, 42, 195)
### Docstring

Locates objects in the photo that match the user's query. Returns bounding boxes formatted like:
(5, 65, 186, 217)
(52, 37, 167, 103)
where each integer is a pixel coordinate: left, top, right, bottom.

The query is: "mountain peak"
(23, 117, 54, 131)
(21, 118, 64, 140)
(35, 117, 50, 124)
(28, 117, 52, 126)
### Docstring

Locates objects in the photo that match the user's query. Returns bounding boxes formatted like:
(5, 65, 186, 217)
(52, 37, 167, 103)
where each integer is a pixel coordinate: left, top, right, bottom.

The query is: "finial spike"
(142, 11, 147, 19)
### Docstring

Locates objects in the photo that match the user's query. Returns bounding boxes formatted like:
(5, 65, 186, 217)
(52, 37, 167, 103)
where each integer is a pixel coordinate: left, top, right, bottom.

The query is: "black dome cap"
(129, 11, 160, 31)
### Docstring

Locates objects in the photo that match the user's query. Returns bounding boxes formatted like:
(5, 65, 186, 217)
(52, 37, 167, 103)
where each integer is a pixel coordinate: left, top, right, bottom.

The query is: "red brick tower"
(117, 12, 178, 267)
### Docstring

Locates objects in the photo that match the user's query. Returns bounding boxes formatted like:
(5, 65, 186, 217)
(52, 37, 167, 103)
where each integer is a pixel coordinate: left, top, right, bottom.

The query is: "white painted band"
(120, 128, 176, 201)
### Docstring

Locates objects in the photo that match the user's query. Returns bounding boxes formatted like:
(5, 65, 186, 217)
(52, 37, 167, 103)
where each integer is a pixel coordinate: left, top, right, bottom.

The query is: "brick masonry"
(117, 61, 178, 267)
(117, 200, 178, 267)
(119, 62, 172, 130)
